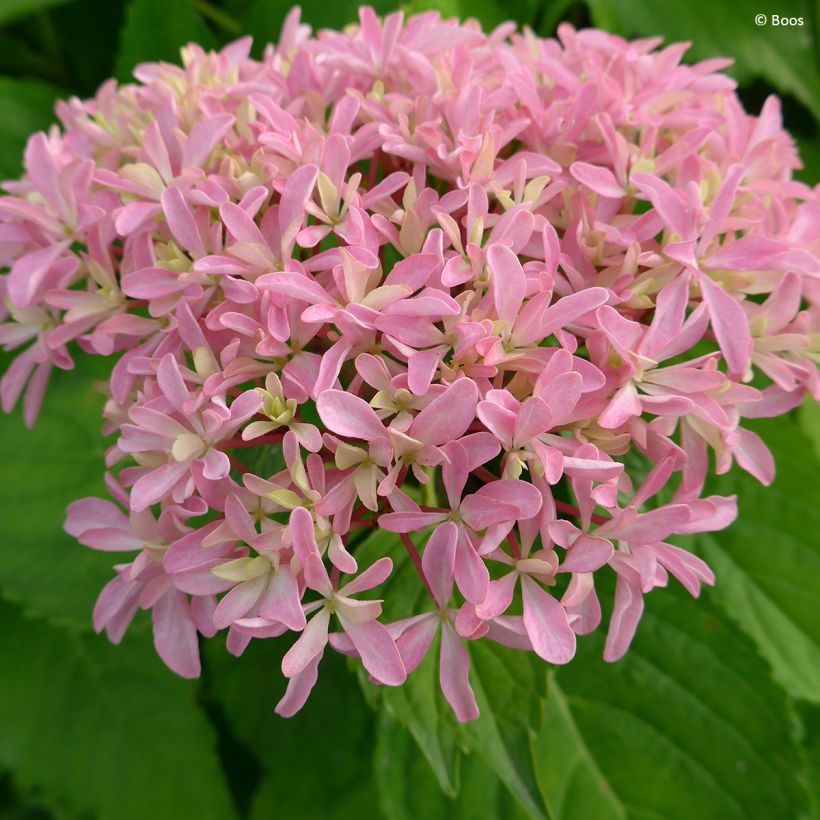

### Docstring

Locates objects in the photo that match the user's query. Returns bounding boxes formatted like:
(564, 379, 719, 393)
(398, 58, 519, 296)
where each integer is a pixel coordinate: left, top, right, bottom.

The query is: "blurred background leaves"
(0, 0, 818, 818)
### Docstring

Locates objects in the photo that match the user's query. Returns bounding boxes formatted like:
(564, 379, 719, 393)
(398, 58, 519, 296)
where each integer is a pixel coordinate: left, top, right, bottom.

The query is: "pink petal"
(562, 574, 601, 635)
(275, 655, 321, 717)
(439, 622, 479, 722)
(599, 505, 691, 544)
(761, 272, 801, 333)
(598, 381, 642, 429)
(570, 162, 625, 197)
(421, 522, 458, 607)
(182, 113, 234, 170)
(128, 406, 189, 438)
(383, 253, 439, 290)
(317, 389, 387, 442)
(654, 543, 715, 597)
(212, 577, 266, 629)
(130, 462, 189, 512)
(733, 427, 775, 485)
(379, 511, 443, 533)
(487, 244, 526, 328)
(603, 575, 644, 662)
(515, 396, 552, 445)
(152, 589, 201, 678)
(540, 372, 584, 424)
(559, 535, 613, 573)
(77, 528, 144, 552)
(340, 556, 394, 595)
(115, 202, 162, 235)
(190, 594, 218, 638)
(7, 241, 70, 308)
(224, 494, 257, 544)
(220, 201, 266, 245)
(93, 575, 140, 642)
(257, 567, 306, 631)
(533, 287, 610, 342)
(201, 448, 230, 481)
(161, 187, 205, 258)
(338, 616, 407, 685)
(279, 164, 319, 251)
(410, 378, 477, 446)
(630, 173, 689, 236)
(65, 498, 130, 539)
(407, 348, 444, 395)
(459, 495, 518, 530)
(281, 608, 330, 678)
(396, 615, 438, 674)
(476, 400, 516, 449)
(521, 576, 576, 664)
(698, 274, 752, 374)
(706, 237, 786, 271)
(476, 572, 517, 619)
(157, 354, 189, 412)
(257, 271, 335, 305)
(642, 274, 690, 359)
(454, 538, 490, 605)
(473, 479, 543, 519)
(289, 507, 332, 594)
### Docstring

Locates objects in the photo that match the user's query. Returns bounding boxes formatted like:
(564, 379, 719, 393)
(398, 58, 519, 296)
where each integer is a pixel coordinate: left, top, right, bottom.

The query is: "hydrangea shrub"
(1, 6, 817, 722)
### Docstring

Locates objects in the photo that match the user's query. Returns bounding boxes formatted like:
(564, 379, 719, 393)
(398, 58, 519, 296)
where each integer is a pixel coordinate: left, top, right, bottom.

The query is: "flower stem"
(507, 528, 521, 559)
(219, 433, 285, 450)
(554, 500, 609, 525)
(399, 532, 436, 601)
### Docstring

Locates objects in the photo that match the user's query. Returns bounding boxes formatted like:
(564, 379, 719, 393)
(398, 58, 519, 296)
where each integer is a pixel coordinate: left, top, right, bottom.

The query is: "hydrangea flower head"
(2, 7, 818, 720)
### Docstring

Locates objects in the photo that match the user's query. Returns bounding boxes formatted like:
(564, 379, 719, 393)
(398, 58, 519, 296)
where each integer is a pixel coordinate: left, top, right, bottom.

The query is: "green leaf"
(532, 0, 582, 35)
(0, 765, 59, 819)
(375, 710, 530, 820)
(357, 528, 547, 815)
(797, 702, 820, 816)
(540, 585, 810, 819)
(0, 601, 236, 820)
(242, 0, 512, 48)
(243, 0, 351, 41)
(399, 0, 510, 29)
(798, 396, 820, 459)
(699, 416, 820, 703)
(0, 78, 63, 181)
(586, 0, 820, 125)
(0, 0, 77, 25)
(534, 681, 625, 820)
(50, 0, 128, 96)
(353, 528, 462, 796)
(368, 633, 462, 798)
(242, 0, 383, 44)
(248, 773, 378, 820)
(203, 635, 380, 819)
(457, 642, 547, 820)
(0, 356, 118, 629)
(794, 133, 820, 187)
(115, 0, 216, 82)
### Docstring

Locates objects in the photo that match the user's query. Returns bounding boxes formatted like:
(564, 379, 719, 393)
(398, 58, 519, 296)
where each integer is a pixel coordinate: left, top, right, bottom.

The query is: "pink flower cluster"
(1, 7, 818, 721)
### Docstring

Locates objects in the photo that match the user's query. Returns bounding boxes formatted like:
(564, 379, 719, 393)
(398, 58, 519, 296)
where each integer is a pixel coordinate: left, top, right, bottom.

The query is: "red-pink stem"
(399, 532, 436, 601)
(554, 500, 609, 526)
(507, 528, 521, 560)
(348, 519, 378, 531)
(218, 433, 285, 450)
(228, 455, 249, 474)
(472, 466, 497, 484)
